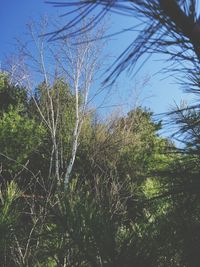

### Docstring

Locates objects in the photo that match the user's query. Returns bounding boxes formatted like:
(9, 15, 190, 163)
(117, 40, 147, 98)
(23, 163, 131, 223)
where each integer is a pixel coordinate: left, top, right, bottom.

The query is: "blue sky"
(0, 0, 192, 121)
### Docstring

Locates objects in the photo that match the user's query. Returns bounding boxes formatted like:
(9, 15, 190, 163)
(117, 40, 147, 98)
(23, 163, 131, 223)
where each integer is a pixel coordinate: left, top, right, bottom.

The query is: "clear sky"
(0, 0, 193, 123)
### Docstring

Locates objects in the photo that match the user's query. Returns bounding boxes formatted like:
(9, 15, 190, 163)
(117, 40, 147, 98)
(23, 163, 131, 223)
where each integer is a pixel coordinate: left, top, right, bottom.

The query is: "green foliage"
(0, 73, 27, 114)
(0, 107, 46, 169)
(33, 79, 76, 160)
(0, 181, 20, 261)
(0, 181, 20, 228)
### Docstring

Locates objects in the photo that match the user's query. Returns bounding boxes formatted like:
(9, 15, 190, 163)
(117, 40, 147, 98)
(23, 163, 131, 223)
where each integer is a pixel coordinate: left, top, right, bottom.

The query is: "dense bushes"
(0, 73, 200, 266)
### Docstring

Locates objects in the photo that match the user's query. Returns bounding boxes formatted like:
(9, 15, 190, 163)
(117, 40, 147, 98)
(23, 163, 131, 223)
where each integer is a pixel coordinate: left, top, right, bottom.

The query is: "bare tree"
(53, 19, 105, 186)
(7, 16, 106, 188)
